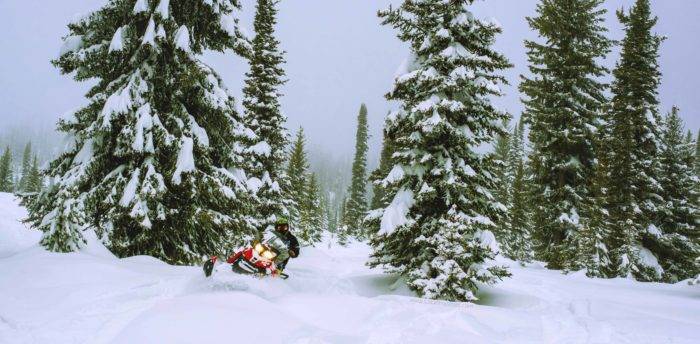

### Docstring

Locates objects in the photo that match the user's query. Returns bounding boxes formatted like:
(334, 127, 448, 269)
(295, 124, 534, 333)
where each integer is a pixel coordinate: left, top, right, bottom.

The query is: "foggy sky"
(0, 0, 698, 164)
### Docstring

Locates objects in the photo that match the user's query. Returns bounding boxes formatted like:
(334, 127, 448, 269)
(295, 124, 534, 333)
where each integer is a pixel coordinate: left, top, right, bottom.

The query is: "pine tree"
(18, 142, 32, 192)
(298, 173, 323, 244)
(520, 0, 612, 269)
(26, 155, 42, 193)
(655, 107, 700, 282)
(695, 129, 700, 178)
(370, 127, 395, 212)
(368, 0, 511, 302)
(344, 104, 370, 238)
(25, 0, 255, 263)
(571, 141, 613, 277)
(242, 0, 290, 230)
(286, 128, 310, 228)
(0, 146, 13, 192)
(493, 120, 512, 210)
(338, 197, 349, 246)
(502, 120, 534, 263)
(598, 0, 664, 281)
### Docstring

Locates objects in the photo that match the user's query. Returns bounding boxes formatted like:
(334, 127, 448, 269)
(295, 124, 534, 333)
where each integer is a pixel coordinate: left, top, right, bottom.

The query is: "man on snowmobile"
(265, 217, 299, 271)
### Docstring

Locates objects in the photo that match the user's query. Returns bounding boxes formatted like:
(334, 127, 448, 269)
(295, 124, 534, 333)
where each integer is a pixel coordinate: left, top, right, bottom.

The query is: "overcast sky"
(0, 0, 698, 163)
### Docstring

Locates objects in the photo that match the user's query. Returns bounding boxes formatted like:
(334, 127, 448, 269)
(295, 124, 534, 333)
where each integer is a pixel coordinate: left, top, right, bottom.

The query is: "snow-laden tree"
(695, 129, 700, 178)
(520, 0, 612, 270)
(569, 144, 612, 277)
(300, 173, 323, 244)
(493, 120, 517, 238)
(0, 147, 13, 192)
(367, 0, 511, 302)
(603, 0, 665, 281)
(286, 128, 309, 227)
(370, 128, 395, 212)
(344, 104, 370, 238)
(242, 0, 290, 231)
(26, 155, 43, 193)
(26, 0, 256, 263)
(655, 108, 700, 282)
(18, 142, 32, 192)
(501, 120, 534, 263)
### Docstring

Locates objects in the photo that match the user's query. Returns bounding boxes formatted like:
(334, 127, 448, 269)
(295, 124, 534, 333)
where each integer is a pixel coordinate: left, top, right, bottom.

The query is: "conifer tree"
(520, 0, 612, 269)
(25, 0, 255, 263)
(695, 129, 700, 178)
(493, 120, 512, 211)
(18, 142, 32, 192)
(656, 107, 700, 281)
(338, 197, 349, 245)
(242, 0, 290, 230)
(298, 173, 323, 244)
(344, 104, 370, 238)
(368, 0, 511, 302)
(370, 129, 394, 211)
(286, 128, 309, 228)
(0, 146, 13, 192)
(502, 120, 533, 263)
(26, 155, 42, 193)
(602, 0, 665, 280)
(570, 143, 613, 277)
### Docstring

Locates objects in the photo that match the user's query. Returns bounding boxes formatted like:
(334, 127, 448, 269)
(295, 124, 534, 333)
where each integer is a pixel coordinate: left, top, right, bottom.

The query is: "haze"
(1, 0, 698, 164)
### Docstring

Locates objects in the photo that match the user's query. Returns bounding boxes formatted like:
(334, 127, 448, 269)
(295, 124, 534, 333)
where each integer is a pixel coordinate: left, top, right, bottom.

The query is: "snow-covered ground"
(0, 192, 698, 344)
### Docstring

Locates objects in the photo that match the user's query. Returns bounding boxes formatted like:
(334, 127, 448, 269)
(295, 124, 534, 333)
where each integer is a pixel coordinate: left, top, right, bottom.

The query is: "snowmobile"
(203, 241, 289, 279)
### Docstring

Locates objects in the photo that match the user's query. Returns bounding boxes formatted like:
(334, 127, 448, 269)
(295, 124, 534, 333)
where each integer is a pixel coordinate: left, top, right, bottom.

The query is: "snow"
(638, 246, 664, 277)
(0, 194, 41, 258)
(133, 0, 148, 14)
(119, 168, 141, 207)
(1, 196, 698, 343)
(379, 188, 415, 235)
(142, 17, 156, 46)
(59, 35, 83, 56)
(174, 25, 191, 52)
(172, 137, 195, 185)
(248, 141, 271, 156)
(108, 27, 125, 52)
(155, 0, 170, 19)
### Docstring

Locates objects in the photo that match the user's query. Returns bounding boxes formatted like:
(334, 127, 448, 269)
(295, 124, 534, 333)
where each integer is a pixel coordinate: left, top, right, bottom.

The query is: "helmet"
(275, 216, 289, 226)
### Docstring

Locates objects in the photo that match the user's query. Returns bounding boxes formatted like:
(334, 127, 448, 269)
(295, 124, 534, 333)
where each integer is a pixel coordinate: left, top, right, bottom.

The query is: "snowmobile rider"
(267, 217, 299, 271)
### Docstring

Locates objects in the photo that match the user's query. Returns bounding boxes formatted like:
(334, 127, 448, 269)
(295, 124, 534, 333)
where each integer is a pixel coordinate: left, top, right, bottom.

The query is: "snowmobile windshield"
(254, 242, 278, 260)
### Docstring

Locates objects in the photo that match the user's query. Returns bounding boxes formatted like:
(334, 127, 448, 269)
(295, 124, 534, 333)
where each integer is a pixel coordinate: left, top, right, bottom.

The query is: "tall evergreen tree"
(570, 144, 613, 277)
(286, 128, 309, 228)
(298, 172, 323, 244)
(655, 107, 700, 281)
(25, 0, 255, 263)
(520, 0, 612, 269)
(18, 142, 32, 192)
(242, 0, 290, 230)
(0, 146, 13, 192)
(492, 120, 512, 211)
(368, 0, 511, 302)
(26, 155, 43, 193)
(344, 104, 370, 238)
(602, 0, 665, 280)
(502, 120, 533, 263)
(370, 126, 395, 211)
(695, 129, 700, 178)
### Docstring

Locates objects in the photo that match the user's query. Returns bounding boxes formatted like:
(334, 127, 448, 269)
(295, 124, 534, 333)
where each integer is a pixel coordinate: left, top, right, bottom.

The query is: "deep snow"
(0, 192, 698, 344)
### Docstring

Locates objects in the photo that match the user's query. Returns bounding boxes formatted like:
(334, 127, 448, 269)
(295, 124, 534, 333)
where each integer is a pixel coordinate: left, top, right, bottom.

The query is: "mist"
(1, 0, 698, 166)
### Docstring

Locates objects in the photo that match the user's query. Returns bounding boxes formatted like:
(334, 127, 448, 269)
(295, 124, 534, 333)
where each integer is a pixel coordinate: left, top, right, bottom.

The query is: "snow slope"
(0, 192, 698, 343)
